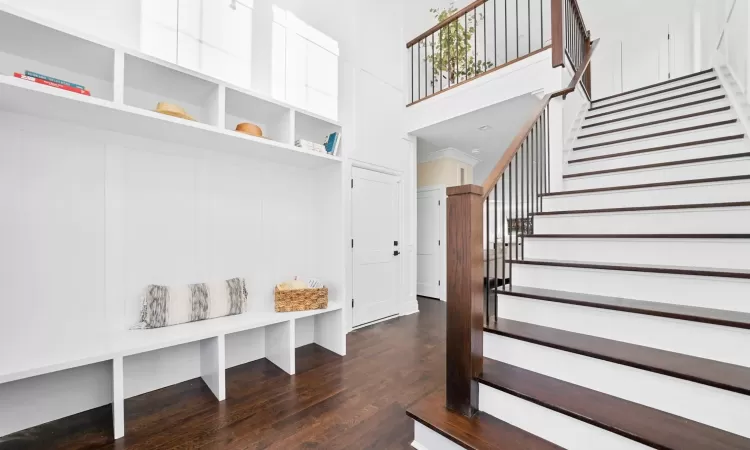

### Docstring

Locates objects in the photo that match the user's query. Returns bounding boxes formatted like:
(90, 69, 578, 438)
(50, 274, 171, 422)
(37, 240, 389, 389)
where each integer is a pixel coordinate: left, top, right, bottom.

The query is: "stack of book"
(14, 71, 90, 96)
(295, 139, 326, 153)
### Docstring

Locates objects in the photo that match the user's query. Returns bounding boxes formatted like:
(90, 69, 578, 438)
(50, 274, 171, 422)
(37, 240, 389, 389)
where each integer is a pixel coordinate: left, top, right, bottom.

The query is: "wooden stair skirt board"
(586, 86, 722, 120)
(591, 68, 715, 104)
(476, 358, 750, 450)
(484, 318, 750, 396)
(582, 95, 727, 129)
(568, 135, 746, 163)
(587, 76, 718, 111)
(571, 120, 738, 151)
(406, 390, 562, 450)
(496, 285, 750, 329)
(539, 175, 750, 197)
(563, 150, 750, 179)
(577, 106, 731, 139)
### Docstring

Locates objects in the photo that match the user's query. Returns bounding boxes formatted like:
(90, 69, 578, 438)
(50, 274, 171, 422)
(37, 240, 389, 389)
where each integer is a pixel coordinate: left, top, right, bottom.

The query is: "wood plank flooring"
(0, 298, 445, 450)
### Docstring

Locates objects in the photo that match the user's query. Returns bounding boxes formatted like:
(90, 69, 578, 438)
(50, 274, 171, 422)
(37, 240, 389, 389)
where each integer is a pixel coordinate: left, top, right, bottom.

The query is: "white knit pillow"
(133, 278, 247, 329)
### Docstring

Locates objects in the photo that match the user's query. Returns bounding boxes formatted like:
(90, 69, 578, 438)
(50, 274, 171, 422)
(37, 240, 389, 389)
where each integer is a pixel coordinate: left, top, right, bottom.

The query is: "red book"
(14, 73, 91, 96)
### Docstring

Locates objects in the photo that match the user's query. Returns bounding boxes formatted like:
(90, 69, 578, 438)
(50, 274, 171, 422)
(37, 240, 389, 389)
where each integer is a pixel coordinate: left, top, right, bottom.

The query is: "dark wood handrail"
(480, 38, 599, 197)
(406, 0, 488, 48)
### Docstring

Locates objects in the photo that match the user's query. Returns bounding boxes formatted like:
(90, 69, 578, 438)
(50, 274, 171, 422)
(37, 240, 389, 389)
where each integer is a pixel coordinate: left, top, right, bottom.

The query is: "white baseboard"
(401, 299, 420, 316)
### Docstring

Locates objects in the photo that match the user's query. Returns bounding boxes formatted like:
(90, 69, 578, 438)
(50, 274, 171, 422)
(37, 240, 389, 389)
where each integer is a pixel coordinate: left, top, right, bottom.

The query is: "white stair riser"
(588, 81, 722, 117)
(512, 263, 750, 312)
(570, 124, 742, 156)
(412, 422, 464, 450)
(544, 179, 750, 210)
(563, 158, 750, 190)
(534, 206, 750, 234)
(484, 332, 750, 439)
(496, 294, 750, 367)
(581, 99, 730, 134)
(585, 90, 726, 125)
(478, 385, 649, 450)
(525, 238, 750, 270)
(574, 110, 736, 147)
(566, 141, 746, 174)
(592, 73, 717, 108)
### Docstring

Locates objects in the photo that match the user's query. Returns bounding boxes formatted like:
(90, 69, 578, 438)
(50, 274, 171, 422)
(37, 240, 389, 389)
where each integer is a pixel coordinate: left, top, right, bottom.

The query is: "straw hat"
(235, 122, 263, 137)
(155, 102, 195, 121)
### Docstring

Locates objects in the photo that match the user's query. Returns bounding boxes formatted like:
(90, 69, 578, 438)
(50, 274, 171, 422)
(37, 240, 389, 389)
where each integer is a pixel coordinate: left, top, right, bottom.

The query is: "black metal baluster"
(485, 195, 490, 325)
(483, 2, 487, 72)
(546, 107, 551, 193)
(424, 38, 428, 98)
(494, 180, 499, 305)
(455, 20, 459, 84)
(411, 46, 414, 103)
(514, 151, 519, 266)
(474, 9, 478, 77)
(418, 42, 421, 100)
(439, 29, 443, 92)
(527, 0, 531, 55)
(501, 171, 506, 292)
(504, 0, 508, 64)
(537, 118, 541, 212)
(465, 14, 469, 82)
(515, 0, 519, 59)
(540, 0, 543, 48)
(431, 33, 435, 96)
(494, 0, 498, 65)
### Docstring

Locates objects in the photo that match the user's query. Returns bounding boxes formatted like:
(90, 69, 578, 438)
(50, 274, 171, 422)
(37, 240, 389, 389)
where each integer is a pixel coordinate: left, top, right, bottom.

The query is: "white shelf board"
(0, 301, 342, 385)
(0, 75, 342, 169)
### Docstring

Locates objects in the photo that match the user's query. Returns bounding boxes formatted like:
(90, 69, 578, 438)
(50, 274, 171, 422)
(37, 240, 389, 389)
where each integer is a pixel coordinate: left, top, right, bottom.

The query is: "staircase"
(409, 69, 750, 449)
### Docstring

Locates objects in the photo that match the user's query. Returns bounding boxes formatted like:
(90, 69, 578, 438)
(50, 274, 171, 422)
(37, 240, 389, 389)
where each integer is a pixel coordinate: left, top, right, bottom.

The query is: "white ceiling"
(412, 93, 543, 184)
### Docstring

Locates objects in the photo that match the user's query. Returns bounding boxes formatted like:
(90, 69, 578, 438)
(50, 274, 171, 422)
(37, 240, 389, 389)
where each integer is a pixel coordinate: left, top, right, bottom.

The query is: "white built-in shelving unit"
(0, 5, 346, 440)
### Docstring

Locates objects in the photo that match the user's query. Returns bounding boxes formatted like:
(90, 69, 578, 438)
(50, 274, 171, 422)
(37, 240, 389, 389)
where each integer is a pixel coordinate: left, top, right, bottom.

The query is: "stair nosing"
(533, 200, 750, 216)
(509, 258, 750, 280)
(568, 135, 745, 164)
(540, 175, 750, 197)
(484, 319, 750, 396)
(563, 149, 749, 179)
(589, 76, 718, 111)
(496, 285, 750, 330)
(592, 68, 714, 103)
(476, 357, 750, 450)
(577, 106, 732, 139)
(582, 95, 727, 129)
(586, 86, 722, 120)
(572, 119, 738, 151)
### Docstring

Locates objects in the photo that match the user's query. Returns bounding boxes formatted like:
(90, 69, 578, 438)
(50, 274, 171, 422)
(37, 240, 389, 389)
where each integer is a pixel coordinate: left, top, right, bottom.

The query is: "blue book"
(25, 71, 85, 90)
(324, 132, 339, 155)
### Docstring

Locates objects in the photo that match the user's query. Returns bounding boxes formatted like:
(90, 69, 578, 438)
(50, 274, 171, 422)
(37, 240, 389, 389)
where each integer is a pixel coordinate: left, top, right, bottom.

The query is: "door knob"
(393, 250, 401, 256)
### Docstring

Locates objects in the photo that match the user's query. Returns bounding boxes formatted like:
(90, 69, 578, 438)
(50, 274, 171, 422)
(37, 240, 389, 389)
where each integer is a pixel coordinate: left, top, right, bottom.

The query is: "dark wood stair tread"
(587, 86, 722, 120)
(564, 150, 750, 179)
(496, 285, 750, 329)
(589, 76, 718, 111)
(577, 106, 731, 139)
(569, 135, 745, 163)
(592, 68, 714, 104)
(533, 200, 750, 215)
(583, 95, 727, 129)
(477, 358, 750, 450)
(406, 390, 562, 450)
(572, 119, 737, 151)
(540, 175, 750, 197)
(484, 318, 750, 396)
(510, 257, 750, 280)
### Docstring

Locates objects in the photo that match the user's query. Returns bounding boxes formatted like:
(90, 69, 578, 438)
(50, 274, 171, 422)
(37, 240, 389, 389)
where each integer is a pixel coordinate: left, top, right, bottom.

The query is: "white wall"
(578, 0, 695, 99)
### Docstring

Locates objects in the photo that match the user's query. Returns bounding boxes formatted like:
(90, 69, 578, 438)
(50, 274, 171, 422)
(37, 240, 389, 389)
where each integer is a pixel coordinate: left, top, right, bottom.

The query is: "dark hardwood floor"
(0, 298, 446, 450)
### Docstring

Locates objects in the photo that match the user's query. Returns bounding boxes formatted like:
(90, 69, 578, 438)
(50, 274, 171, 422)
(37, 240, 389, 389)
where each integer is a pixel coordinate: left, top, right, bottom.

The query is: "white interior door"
(417, 188, 443, 300)
(351, 167, 401, 327)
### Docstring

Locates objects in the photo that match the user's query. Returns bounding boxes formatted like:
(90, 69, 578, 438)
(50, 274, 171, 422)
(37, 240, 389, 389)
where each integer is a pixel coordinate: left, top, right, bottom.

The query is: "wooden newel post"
(551, 0, 564, 68)
(445, 184, 484, 417)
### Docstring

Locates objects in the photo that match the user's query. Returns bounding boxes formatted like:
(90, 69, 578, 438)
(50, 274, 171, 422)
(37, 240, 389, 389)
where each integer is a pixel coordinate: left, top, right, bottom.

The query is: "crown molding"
(418, 147, 480, 166)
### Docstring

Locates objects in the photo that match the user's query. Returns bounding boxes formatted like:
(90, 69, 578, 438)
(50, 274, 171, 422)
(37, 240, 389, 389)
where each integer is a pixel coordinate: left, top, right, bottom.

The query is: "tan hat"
(235, 122, 263, 137)
(155, 102, 195, 121)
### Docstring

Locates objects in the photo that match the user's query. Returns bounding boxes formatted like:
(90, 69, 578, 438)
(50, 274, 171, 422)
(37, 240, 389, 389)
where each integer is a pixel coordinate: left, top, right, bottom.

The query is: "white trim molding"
(417, 147, 480, 167)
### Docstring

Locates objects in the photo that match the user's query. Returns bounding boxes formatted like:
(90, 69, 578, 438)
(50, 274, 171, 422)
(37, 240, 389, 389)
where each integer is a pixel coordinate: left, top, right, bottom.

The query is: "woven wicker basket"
(274, 287, 328, 312)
